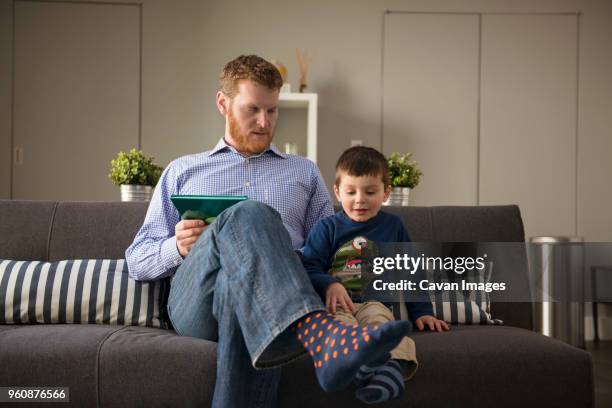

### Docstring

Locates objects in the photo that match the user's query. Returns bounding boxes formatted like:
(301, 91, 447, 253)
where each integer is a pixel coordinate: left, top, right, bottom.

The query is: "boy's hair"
(219, 55, 283, 98)
(335, 146, 390, 187)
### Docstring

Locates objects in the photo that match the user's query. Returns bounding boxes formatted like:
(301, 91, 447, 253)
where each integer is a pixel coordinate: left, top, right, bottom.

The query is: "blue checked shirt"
(125, 138, 334, 281)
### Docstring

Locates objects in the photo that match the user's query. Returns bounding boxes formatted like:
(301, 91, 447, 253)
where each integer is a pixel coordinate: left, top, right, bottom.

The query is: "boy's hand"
(325, 282, 356, 315)
(175, 219, 207, 257)
(415, 315, 450, 332)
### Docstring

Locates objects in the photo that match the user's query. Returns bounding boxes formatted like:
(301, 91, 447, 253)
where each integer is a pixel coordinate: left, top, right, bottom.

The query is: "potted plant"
(384, 152, 423, 206)
(109, 149, 164, 202)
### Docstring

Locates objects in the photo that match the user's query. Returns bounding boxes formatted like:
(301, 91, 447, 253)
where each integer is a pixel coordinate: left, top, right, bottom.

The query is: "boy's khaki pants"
(334, 301, 418, 380)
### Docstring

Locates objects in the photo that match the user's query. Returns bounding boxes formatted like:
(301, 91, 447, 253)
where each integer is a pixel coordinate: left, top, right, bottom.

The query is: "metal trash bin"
(530, 236, 584, 348)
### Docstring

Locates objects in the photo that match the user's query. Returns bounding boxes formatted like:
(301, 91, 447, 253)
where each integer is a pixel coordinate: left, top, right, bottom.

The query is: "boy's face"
(334, 172, 391, 222)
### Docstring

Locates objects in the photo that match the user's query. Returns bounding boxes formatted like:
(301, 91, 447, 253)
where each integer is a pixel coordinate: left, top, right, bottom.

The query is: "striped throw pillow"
(0, 259, 169, 328)
(426, 265, 502, 325)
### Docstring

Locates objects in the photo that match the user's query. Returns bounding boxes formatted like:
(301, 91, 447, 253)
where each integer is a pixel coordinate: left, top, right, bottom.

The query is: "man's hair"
(335, 146, 390, 187)
(219, 55, 283, 98)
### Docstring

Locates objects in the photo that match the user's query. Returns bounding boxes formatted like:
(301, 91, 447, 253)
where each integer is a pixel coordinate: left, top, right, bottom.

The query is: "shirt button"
(245, 181, 251, 187)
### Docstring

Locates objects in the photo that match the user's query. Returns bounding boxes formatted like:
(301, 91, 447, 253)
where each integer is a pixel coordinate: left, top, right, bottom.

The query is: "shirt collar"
(267, 143, 287, 158)
(208, 138, 287, 159)
(207, 138, 230, 156)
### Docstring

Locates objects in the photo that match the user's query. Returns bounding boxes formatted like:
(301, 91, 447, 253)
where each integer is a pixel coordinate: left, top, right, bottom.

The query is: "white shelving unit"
(278, 92, 318, 163)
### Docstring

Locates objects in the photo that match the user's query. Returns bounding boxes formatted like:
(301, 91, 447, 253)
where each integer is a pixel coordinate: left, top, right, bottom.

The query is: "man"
(126, 55, 410, 407)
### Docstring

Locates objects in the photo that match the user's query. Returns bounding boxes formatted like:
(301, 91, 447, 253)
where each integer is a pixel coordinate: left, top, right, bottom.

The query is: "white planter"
(383, 187, 410, 206)
(120, 185, 153, 202)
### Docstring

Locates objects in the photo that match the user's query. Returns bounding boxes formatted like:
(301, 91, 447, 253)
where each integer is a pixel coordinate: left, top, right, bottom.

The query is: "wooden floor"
(586, 341, 612, 408)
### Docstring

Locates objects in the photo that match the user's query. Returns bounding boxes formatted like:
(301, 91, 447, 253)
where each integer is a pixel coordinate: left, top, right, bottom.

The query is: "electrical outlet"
(350, 140, 363, 147)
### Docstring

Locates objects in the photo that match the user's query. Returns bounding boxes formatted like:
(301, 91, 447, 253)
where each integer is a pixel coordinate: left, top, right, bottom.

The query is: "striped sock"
(353, 358, 387, 388)
(355, 359, 405, 404)
(293, 312, 410, 392)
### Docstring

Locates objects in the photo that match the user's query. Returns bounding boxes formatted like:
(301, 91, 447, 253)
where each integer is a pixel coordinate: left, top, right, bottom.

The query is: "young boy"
(301, 146, 449, 404)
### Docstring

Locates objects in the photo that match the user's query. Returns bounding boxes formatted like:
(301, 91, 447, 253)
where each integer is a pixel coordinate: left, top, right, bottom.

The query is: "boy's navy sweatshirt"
(301, 210, 433, 323)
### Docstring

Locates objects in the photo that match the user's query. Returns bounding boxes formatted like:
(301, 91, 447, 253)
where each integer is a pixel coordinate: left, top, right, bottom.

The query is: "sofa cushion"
(0, 259, 169, 328)
(98, 326, 217, 407)
(426, 267, 502, 325)
(48, 201, 149, 261)
(279, 325, 593, 408)
(0, 200, 57, 261)
(0, 324, 125, 407)
(0, 324, 217, 408)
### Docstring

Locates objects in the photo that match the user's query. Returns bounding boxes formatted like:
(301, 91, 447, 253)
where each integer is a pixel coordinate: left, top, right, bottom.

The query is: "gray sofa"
(0, 200, 593, 407)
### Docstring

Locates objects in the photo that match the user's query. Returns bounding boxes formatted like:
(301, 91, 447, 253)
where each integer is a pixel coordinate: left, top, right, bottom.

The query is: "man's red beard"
(227, 108, 273, 155)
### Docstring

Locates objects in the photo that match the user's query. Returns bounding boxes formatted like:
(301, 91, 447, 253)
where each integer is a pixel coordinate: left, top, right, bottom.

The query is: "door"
(479, 14, 578, 238)
(13, 0, 140, 200)
(383, 13, 480, 206)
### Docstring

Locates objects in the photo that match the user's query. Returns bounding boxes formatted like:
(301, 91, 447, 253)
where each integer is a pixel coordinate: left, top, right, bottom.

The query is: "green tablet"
(170, 195, 248, 224)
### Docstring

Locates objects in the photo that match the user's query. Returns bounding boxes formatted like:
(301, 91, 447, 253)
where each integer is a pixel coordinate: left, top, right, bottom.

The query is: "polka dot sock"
(355, 359, 405, 404)
(294, 312, 411, 392)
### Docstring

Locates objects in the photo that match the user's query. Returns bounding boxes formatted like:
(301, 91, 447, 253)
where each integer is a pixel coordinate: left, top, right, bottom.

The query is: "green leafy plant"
(109, 149, 164, 186)
(387, 152, 423, 188)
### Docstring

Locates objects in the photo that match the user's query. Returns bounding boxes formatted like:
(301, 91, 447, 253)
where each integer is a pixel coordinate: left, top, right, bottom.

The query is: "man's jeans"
(167, 201, 325, 407)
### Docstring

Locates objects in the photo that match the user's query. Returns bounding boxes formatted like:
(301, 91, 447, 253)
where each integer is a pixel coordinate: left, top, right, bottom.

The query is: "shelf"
(279, 92, 317, 108)
(276, 92, 318, 163)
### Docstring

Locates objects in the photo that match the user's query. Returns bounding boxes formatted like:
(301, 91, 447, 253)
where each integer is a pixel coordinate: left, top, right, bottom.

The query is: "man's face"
(222, 80, 279, 156)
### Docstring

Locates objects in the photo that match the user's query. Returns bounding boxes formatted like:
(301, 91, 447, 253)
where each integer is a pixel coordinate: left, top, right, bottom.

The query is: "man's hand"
(415, 315, 450, 332)
(175, 219, 207, 257)
(325, 282, 356, 315)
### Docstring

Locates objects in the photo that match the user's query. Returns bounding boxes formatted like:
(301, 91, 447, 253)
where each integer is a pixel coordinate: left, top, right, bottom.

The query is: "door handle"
(14, 146, 23, 165)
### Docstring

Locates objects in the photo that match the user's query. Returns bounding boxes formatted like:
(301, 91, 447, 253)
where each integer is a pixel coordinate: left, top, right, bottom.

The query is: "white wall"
(0, 0, 12, 199)
(1, 0, 611, 335)
(158, 0, 611, 239)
